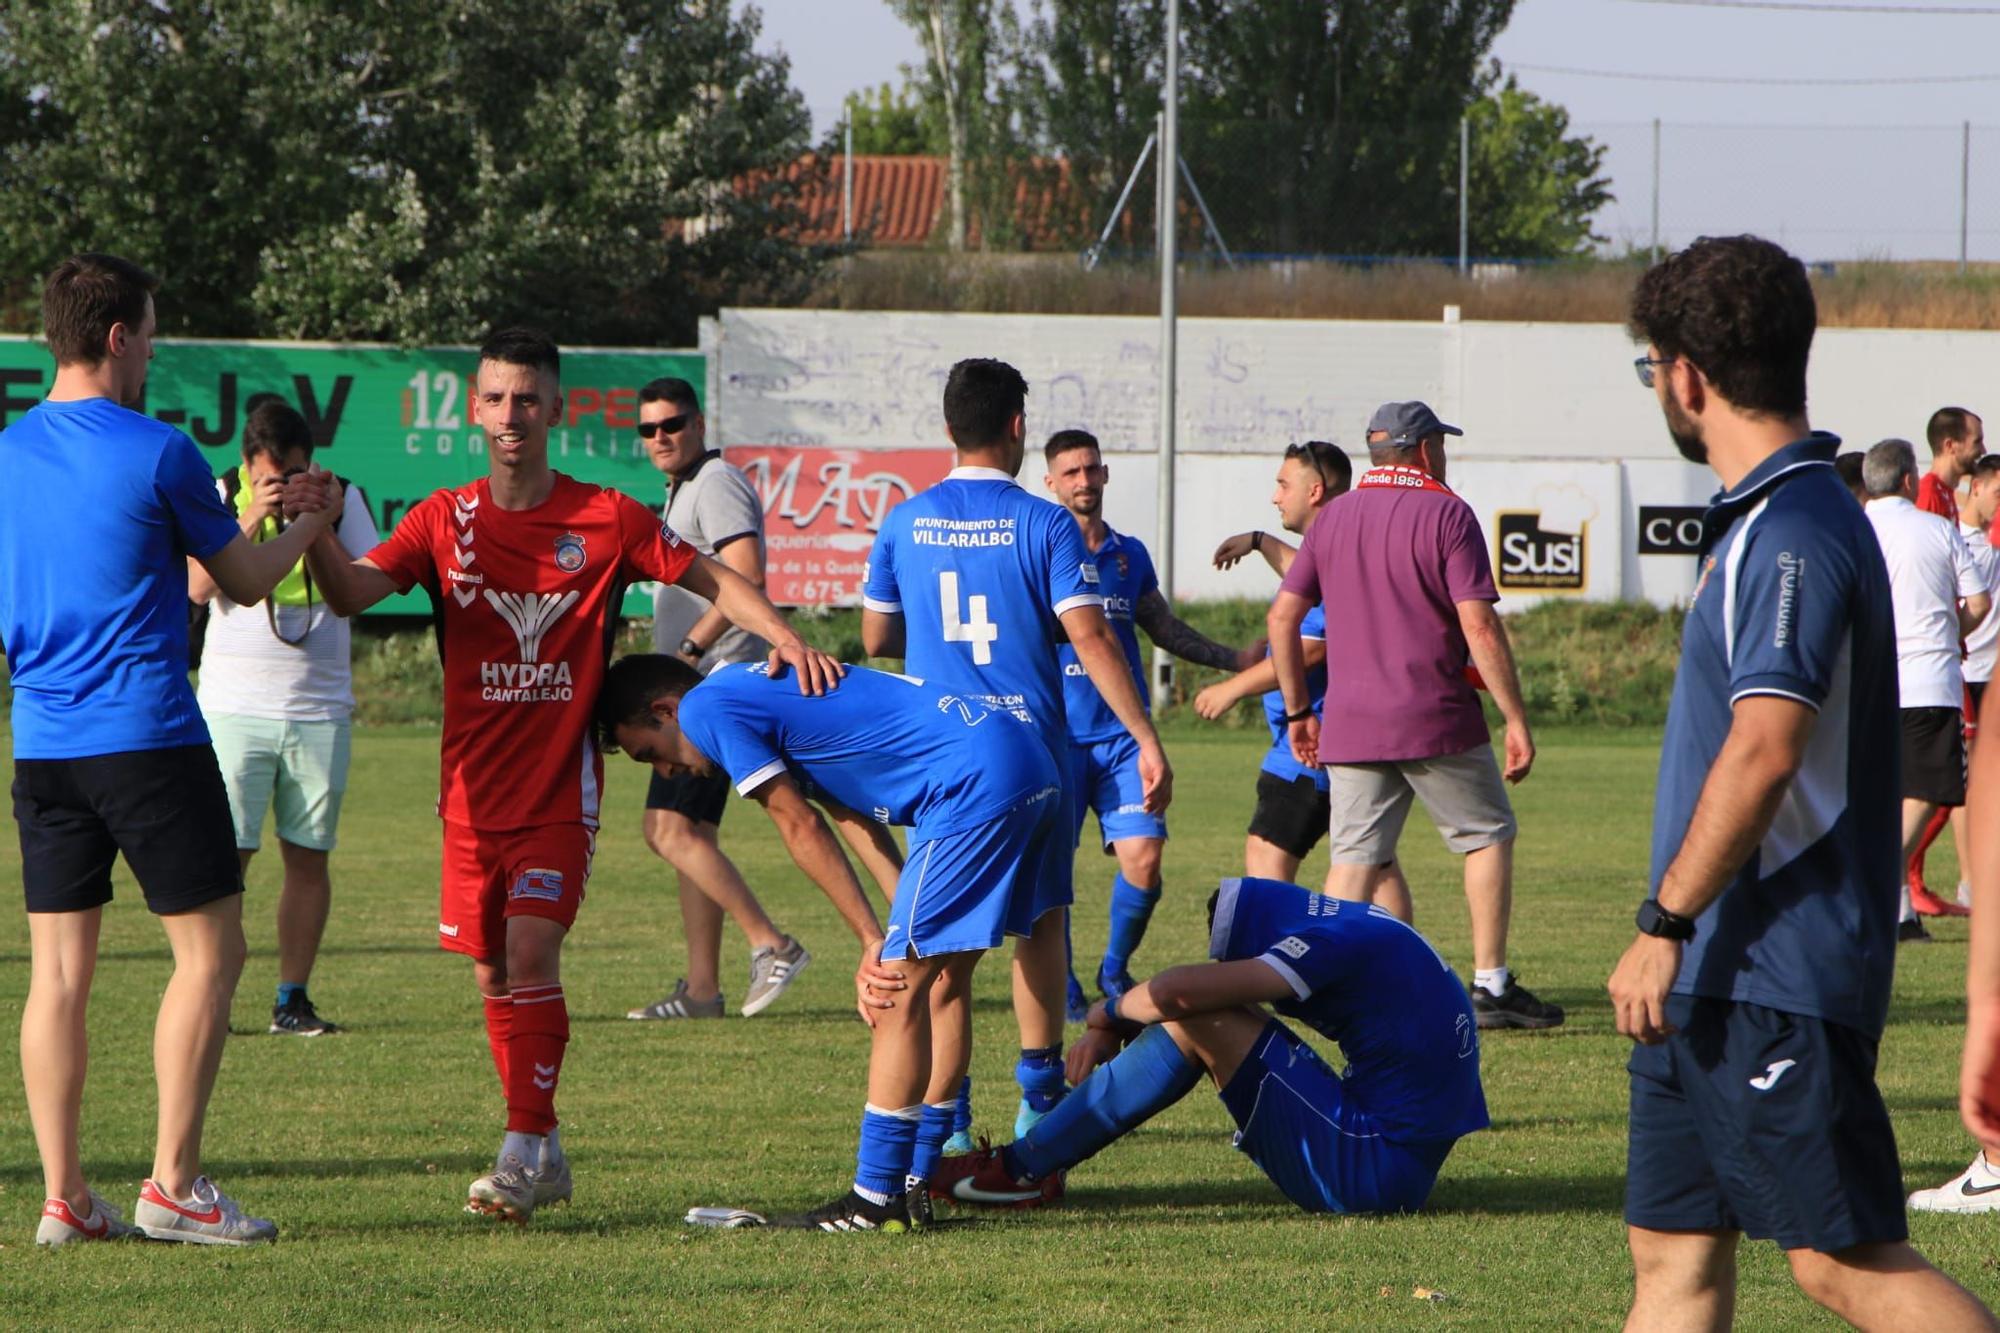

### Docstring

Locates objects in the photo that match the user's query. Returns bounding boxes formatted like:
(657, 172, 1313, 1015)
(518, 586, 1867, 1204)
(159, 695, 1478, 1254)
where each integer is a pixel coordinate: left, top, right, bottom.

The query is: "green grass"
(0, 723, 1991, 1328)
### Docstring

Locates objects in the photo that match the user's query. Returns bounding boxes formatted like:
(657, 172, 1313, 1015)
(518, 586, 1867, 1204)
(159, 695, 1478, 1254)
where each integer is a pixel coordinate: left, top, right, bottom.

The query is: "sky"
(735, 0, 2000, 262)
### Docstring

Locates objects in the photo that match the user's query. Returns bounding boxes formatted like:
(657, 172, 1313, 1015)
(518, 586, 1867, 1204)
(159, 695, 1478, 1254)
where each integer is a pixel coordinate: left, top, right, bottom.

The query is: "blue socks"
(854, 1104, 920, 1202)
(953, 1077, 974, 1135)
(1004, 1025, 1201, 1182)
(1102, 874, 1160, 981)
(276, 982, 306, 1008)
(1016, 1045, 1066, 1113)
(909, 1102, 957, 1183)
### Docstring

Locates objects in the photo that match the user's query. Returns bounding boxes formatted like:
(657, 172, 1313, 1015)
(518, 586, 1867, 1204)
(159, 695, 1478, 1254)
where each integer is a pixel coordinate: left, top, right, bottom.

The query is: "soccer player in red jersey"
(306, 328, 840, 1221)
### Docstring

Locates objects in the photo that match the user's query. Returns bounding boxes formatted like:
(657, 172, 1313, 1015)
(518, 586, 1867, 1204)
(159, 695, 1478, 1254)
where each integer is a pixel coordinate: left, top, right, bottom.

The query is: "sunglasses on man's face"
(637, 413, 692, 439)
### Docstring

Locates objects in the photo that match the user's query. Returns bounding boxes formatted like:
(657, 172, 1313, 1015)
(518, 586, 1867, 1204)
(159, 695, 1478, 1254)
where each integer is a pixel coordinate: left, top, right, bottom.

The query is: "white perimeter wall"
(713, 308, 1992, 607)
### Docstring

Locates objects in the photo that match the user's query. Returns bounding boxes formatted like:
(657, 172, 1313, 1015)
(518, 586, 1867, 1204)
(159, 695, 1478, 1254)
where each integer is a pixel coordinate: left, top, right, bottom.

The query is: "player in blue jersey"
(862, 359, 1172, 1151)
(597, 653, 1067, 1232)
(1043, 430, 1255, 1011)
(931, 875, 1489, 1215)
(1199, 443, 1411, 913)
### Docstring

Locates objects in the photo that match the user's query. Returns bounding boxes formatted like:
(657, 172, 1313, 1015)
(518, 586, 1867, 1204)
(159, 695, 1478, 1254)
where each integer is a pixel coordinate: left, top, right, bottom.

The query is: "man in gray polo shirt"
(627, 377, 809, 1020)
(1268, 401, 1559, 1030)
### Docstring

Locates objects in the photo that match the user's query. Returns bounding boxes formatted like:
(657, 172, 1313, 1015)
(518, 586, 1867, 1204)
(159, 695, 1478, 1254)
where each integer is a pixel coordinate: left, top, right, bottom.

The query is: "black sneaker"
(1472, 977, 1565, 1030)
(771, 1188, 912, 1233)
(1898, 917, 1935, 944)
(903, 1177, 934, 1230)
(269, 993, 341, 1036)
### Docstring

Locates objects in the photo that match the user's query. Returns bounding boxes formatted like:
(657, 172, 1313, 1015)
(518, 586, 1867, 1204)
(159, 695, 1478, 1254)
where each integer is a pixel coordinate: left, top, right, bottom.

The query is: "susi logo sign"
(1495, 512, 1586, 592)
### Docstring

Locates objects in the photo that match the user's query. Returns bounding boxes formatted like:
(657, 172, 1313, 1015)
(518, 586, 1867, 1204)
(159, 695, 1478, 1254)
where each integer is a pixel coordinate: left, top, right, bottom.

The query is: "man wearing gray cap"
(1267, 402, 1558, 1030)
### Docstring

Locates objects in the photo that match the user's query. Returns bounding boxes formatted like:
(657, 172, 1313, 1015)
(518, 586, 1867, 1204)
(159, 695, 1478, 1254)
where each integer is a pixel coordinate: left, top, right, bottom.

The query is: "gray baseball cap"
(1367, 401, 1462, 445)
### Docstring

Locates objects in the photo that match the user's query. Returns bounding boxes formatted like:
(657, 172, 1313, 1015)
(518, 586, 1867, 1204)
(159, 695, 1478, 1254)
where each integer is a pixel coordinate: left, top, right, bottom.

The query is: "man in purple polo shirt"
(1267, 401, 1560, 1031)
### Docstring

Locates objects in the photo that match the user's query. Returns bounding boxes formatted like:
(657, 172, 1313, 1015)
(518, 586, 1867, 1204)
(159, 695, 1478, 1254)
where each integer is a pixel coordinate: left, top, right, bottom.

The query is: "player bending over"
(934, 875, 1489, 1216)
(305, 328, 839, 1223)
(599, 654, 1094, 1232)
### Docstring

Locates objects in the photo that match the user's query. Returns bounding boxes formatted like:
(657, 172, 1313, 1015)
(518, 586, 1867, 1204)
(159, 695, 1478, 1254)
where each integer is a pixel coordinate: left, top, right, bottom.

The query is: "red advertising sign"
(723, 446, 955, 606)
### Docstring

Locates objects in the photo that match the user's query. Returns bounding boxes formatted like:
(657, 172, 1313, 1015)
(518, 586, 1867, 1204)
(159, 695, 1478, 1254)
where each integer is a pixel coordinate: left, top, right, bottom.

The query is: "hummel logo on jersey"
(1272, 936, 1311, 960)
(1748, 1058, 1798, 1091)
(485, 589, 580, 663)
(533, 1062, 558, 1091)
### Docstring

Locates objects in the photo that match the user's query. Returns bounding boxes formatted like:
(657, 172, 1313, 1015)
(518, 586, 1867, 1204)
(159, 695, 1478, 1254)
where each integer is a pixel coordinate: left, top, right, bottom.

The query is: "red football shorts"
(438, 821, 594, 960)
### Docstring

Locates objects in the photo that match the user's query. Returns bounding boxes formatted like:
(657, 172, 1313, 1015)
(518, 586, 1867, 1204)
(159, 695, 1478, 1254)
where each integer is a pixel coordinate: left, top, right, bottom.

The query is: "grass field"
(0, 721, 1994, 1329)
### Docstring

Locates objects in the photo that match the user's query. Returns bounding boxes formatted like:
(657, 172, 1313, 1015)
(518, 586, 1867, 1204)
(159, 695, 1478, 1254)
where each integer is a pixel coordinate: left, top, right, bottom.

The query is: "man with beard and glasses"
(1266, 403, 1556, 1031)
(1612, 234, 1993, 1330)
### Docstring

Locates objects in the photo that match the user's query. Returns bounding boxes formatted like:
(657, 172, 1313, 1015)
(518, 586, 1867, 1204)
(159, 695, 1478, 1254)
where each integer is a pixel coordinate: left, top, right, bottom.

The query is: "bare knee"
(644, 812, 709, 867)
(1117, 839, 1163, 888)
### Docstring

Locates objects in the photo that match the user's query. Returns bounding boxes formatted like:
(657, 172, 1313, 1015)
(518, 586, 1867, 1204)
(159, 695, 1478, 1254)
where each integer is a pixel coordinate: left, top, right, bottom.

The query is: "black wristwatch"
(679, 636, 705, 659)
(1250, 531, 1264, 552)
(1281, 706, 1315, 724)
(1634, 899, 1695, 941)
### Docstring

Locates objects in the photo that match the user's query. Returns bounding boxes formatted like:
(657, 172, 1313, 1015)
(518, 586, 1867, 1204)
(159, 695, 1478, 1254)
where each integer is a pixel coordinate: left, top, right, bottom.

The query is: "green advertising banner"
(0, 336, 702, 616)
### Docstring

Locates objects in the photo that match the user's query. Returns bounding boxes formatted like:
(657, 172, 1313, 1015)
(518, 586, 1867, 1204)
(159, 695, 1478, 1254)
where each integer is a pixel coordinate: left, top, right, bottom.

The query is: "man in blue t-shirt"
(597, 654, 1066, 1232)
(932, 876, 1488, 1215)
(1043, 430, 1252, 1009)
(1198, 443, 1412, 912)
(861, 359, 1173, 1153)
(1613, 236, 1992, 1327)
(0, 254, 342, 1248)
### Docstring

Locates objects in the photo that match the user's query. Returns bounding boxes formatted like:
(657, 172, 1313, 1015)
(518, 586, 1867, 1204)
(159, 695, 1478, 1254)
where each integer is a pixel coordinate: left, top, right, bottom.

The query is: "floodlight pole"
(1962, 120, 1971, 276)
(843, 116, 855, 245)
(1154, 0, 1179, 700)
(1458, 114, 1469, 275)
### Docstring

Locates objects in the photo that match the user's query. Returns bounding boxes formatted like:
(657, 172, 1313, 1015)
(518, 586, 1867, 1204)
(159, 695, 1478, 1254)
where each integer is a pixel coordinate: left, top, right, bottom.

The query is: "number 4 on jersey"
(939, 571, 999, 665)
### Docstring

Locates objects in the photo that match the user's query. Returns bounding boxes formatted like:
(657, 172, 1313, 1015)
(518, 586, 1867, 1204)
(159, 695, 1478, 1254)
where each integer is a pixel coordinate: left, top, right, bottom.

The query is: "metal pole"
(1083, 131, 1157, 271)
(1651, 118, 1661, 261)
(1458, 114, 1469, 275)
(1155, 0, 1179, 699)
(1962, 120, 1971, 276)
(843, 116, 855, 245)
(1177, 154, 1235, 268)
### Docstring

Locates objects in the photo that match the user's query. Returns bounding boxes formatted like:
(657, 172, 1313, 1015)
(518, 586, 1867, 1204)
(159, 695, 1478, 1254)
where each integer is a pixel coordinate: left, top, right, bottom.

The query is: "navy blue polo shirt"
(1652, 432, 1900, 1038)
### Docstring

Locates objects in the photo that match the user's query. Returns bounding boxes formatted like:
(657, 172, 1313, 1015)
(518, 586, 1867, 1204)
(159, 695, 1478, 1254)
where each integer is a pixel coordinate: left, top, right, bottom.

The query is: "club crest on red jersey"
(554, 531, 586, 572)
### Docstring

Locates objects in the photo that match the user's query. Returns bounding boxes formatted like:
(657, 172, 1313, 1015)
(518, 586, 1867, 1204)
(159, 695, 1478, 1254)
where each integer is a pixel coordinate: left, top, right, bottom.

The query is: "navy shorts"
(13, 744, 242, 915)
(1068, 733, 1167, 849)
(882, 785, 1065, 960)
(645, 767, 729, 826)
(1626, 995, 1907, 1253)
(1218, 1019, 1452, 1215)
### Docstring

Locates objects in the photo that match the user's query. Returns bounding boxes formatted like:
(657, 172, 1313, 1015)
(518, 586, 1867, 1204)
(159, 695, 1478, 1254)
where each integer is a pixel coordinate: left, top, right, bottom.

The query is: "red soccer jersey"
(1917, 470, 1960, 525)
(367, 474, 697, 831)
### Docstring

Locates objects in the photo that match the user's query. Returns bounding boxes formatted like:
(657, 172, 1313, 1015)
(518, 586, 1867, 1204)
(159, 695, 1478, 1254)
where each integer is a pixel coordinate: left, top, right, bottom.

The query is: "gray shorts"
(1323, 744, 1517, 863)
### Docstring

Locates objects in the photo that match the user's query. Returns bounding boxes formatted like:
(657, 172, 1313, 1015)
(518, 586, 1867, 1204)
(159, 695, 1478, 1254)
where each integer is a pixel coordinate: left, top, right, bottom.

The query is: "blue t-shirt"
(0, 397, 240, 759)
(1260, 603, 1329, 787)
(1653, 433, 1899, 1038)
(677, 662, 1060, 839)
(1059, 527, 1156, 743)
(1209, 876, 1489, 1145)
(863, 467, 1102, 750)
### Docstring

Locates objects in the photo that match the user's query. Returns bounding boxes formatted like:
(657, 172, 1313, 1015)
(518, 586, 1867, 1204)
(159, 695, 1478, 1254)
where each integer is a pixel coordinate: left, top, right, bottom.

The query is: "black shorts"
(1247, 771, 1330, 862)
(1969, 680, 1988, 720)
(13, 744, 242, 915)
(1901, 706, 1967, 806)
(645, 767, 731, 826)
(1626, 995, 1906, 1253)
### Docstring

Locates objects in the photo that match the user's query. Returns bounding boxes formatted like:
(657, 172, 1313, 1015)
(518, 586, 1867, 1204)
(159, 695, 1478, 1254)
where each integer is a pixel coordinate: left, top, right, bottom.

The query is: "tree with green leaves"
(0, 1, 820, 345)
(845, 82, 943, 156)
(1459, 78, 1611, 259)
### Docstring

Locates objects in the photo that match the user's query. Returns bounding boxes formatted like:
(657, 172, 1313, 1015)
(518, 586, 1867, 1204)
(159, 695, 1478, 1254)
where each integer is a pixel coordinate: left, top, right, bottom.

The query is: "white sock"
(852, 1184, 892, 1206)
(1474, 966, 1511, 998)
(1961, 881, 1975, 909)
(500, 1130, 542, 1172)
(544, 1127, 563, 1164)
(1979, 1152, 2000, 1178)
(1899, 884, 1915, 924)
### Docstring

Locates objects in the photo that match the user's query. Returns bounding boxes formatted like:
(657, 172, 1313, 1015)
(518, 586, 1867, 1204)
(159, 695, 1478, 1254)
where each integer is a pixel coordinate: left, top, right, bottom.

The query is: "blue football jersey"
(677, 662, 1058, 838)
(1210, 876, 1489, 1144)
(863, 467, 1102, 745)
(1260, 603, 1328, 785)
(1059, 527, 1156, 743)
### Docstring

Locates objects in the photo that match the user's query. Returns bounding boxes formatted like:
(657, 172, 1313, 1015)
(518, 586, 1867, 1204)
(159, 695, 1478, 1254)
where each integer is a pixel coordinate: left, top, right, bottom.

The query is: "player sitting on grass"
(598, 652, 1083, 1232)
(932, 875, 1489, 1216)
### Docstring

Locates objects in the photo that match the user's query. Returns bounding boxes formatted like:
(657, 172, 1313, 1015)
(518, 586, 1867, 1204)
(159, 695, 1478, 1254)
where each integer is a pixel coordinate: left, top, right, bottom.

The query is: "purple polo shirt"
(1279, 476, 1498, 763)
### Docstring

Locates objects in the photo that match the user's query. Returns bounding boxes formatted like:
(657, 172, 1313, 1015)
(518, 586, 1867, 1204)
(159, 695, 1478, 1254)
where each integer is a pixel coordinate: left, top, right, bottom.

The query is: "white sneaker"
(36, 1189, 137, 1246)
(467, 1154, 538, 1222)
(533, 1153, 573, 1210)
(1909, 1154, 2000, 1213)
(135, 1176, 277, 1245)
(743, 936, 810, 1017)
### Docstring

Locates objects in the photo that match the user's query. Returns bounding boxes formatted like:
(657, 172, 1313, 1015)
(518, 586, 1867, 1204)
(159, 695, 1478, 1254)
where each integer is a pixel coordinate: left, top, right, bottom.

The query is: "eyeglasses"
(1633, 355, 1673, 389)
(637, 413, 692, 438)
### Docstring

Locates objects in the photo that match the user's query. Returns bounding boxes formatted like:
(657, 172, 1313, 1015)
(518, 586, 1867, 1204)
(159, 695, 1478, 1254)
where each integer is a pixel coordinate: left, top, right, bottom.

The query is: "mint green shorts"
(206, 715, 351, 853)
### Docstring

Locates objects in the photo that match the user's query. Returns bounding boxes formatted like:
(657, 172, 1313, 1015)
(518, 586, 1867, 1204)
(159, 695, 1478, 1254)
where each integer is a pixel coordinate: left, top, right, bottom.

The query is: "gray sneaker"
(627, 979, 725, 1021)
(743, 936, 811, 1017)
(466, 1154, 537, 1223)
(36, 1189, 137, 1246)
(533, 1153, 574, 1211)
(135, 1175, 277, 1245)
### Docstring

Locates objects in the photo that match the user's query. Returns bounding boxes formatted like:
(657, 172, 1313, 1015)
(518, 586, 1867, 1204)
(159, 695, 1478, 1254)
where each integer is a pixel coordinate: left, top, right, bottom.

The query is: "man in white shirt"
(1862, 438, 1990, 942)
(190, 400, 379, 1034)
(1944, 456, 2000, 911)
